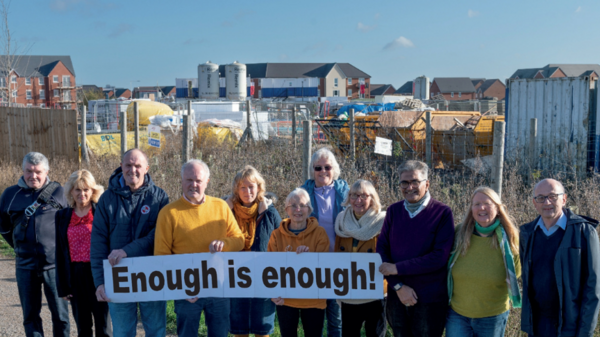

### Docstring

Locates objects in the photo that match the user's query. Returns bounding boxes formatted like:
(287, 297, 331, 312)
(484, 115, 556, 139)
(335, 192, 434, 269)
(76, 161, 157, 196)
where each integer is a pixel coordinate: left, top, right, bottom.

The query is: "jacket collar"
(17, 176, 50, 191)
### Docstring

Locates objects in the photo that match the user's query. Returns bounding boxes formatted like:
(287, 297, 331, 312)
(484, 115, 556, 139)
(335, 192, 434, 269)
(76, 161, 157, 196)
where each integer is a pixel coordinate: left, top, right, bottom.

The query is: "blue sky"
(9, 0, 600, 90)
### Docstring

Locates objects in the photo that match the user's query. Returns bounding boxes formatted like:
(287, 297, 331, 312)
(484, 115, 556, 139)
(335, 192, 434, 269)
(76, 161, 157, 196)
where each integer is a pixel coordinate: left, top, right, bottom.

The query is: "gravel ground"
(0, 257, 149, 336)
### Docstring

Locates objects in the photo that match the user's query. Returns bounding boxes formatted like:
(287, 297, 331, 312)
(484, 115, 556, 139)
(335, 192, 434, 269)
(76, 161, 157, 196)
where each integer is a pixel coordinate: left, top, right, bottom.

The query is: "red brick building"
(369, 84, 396, 98)
(475, 79, 506, 100)
(510, 64, 599, 80)
(430, 78, 476, 100)
(1, 55, 76, 108)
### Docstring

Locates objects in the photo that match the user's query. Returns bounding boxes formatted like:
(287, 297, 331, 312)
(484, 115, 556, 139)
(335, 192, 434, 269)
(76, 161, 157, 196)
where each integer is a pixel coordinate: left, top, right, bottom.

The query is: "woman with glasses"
(226, 166, 282, 337)
(446, 186, 521, 337)
(300, 148, 349, 337)
(334, 180, 387, 337)
(268, 188, 330, 337)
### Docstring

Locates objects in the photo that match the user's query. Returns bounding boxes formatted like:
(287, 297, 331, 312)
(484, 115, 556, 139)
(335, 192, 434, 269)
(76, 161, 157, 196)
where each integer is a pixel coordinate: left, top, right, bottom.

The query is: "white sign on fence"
(148, 125, 161, 148)
(103, 252, 384, 303)
(374, 137, 393, 156)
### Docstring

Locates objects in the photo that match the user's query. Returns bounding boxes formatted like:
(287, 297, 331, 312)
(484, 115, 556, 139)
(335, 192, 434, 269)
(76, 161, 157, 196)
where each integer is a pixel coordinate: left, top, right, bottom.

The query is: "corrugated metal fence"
(506, 77, 599, 175)
(0, 107, 79, 163)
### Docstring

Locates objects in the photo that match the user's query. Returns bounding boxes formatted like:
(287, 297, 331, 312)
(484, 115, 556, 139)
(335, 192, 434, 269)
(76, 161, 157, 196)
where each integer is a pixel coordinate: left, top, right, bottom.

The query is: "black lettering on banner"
(112, 266, 130, 293)
(167, 270, 182, 290)
(237, 267, 252, 288)
(369, 262, 376, 290)
(333, 268, 349, 296)
(228, 260, 236, 288)
(263, 267, 278, 288)
(298, 267, 314, 288)
(316, 268, 331, 288)
(280, 267, 296, 288)
(131, 272, 148, 292)
(202, 261, 217, 289)
(351, 262, 366, 290)
(184, 268, 200, 296)
(149, 271, 165, 291)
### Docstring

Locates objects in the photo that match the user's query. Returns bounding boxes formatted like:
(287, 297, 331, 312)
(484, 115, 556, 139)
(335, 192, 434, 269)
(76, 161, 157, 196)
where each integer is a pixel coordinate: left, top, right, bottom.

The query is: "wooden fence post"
(303, 120, 312, 182)
(81, 106, 89, 165)
(134, 101, 139, 149)
(349, 108, 355, 162)
(121, 109, 127, 156)
(426, 111, 432, 167)
(491, 121, 506, 197)
(182, 101, 192, 163)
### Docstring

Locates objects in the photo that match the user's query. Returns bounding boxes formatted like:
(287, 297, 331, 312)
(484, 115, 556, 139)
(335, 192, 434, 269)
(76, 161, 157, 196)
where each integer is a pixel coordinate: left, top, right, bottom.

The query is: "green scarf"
(447, 223, 522, 308)
(475, 219, 501, 235)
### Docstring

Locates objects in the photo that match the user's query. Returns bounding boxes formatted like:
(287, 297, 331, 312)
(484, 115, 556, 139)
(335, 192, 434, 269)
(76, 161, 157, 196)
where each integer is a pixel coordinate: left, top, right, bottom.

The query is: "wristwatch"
(393, 283, 403, 291)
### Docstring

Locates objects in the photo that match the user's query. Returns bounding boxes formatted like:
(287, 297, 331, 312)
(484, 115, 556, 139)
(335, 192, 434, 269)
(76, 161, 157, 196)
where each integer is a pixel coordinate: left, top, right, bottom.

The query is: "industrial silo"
(225, 61, 247, 101)
(198, 61, 220, 100)
(414, 76, 430, 100)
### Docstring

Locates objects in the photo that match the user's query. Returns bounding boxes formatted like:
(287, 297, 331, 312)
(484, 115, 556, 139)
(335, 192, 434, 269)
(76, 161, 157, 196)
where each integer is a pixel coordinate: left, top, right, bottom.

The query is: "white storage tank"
(414, 76, 430, 100)
(225, 61, 247, 100)
(198, 61, 220, 100)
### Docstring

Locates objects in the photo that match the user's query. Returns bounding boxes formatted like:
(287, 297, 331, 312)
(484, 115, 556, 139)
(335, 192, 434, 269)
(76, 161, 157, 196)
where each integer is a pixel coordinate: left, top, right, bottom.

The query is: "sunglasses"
(314, 165, 332, 172)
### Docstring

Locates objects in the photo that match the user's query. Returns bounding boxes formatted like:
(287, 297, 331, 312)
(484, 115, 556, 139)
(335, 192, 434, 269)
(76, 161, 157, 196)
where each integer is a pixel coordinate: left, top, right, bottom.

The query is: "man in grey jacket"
(91, 148, 169, 337)
(520, 178, 600, 337)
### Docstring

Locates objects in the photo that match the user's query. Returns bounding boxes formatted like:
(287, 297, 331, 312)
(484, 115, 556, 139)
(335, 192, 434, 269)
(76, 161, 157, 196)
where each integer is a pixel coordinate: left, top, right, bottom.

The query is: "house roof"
(471, 78, 485, 87)
(161, 86, 175, 94)
(510, 64, 600, 79)
(478, 79, 504, 93)
(217, 63, 370, 79)
(510, 68, 541, 79)
(0, 55, 75, 77)
(395, 81, 413, 94)
(370, 84, 395, 96)
(433, 77, 476, 93)
(82, 85, 102, 93)
(114, 88, 130, 97)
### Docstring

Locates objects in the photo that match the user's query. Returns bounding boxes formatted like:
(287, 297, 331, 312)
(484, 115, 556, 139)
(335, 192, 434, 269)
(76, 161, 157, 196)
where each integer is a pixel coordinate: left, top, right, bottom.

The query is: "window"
(39, 90, 45, 99)
(348, 89, 352, 96)
(333, 90, 339, 97)
(11, 90, 16, 97)
(63, 91, 71, 101)
(0, 78, 5, 87)
(38, 77, 44, 85)
(334, 78, 338, 87)
(11, 75, 16, 83)
(53, 75, 58, 83)
(62, 75, 70, 86)
(347, 78, 352, 85)
(451, 92, 454, 97)
(25, 77, 31, 85)
(26, 90, 31, 99)
(54, 89, 59, 97)
(26, 104, 32, 107)
(458, 92, 461, 98)
(40, 103, 45, 108)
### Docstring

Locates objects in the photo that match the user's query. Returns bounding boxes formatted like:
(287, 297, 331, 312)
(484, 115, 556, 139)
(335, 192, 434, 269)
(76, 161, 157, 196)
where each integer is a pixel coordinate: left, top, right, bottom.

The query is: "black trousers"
(276, 305, 325, 337)
(341, 299, 387, 337)
(70, 262, 111, 337)
(386, 291, 447, 337)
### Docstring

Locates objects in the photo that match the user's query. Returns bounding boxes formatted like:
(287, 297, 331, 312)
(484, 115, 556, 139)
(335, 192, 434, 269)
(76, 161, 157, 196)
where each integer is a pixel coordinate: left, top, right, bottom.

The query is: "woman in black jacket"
(55, 169, 111, 337)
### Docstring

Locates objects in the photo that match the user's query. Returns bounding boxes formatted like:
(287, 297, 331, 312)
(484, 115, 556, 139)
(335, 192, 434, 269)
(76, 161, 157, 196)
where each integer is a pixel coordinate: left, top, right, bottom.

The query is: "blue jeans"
(445, 308, 509, 337)
(108, 301, 166, 337)
(174, 298, 230, 337)
(325, 299, 342, 337)
(16, 268, 70, 337)
(229, 297, 275, 335)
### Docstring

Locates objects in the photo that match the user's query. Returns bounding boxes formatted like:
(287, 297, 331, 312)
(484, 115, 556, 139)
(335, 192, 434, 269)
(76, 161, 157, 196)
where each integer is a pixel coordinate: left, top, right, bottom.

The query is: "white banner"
(103, 252, 384, 303)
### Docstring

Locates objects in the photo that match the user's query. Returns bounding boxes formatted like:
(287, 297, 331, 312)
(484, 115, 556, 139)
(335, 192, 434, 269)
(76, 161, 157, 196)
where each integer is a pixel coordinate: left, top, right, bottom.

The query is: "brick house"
(430, 78, 476, 100)
(475, 79, 506, 100)
(510, 64, 600, 80)
(0, 55, 76, 108)
(133, 86, 176, 99)
(105, 88, 131, 99)
(395, 81, 413, 96)
(369, 84, 396, 98)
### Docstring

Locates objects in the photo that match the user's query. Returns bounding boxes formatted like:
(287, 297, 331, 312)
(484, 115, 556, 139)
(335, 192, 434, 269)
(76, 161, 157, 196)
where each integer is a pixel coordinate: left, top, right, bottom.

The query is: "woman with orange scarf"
(226, 165, 282, 337)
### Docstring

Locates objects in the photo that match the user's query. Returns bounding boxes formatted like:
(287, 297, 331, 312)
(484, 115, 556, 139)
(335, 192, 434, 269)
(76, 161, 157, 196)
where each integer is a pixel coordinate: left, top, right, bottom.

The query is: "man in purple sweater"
(377, 160, 455, 337)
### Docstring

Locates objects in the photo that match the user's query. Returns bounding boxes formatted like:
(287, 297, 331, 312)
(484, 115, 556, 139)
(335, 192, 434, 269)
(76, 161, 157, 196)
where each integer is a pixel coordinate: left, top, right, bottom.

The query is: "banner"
(104, 252, 384, 303)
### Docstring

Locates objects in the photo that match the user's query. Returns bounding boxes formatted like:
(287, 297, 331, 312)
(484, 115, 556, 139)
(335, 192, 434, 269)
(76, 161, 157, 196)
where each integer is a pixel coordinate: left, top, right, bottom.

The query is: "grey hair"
(285, 188, 314, 214)
(309, 148, 341, 180)
(181, 159, 210, 179)
(341, 179, 382, 212)
(532, 178, 566, 197)
(397, 160, 428, 180)
(22, 152, 49, 172)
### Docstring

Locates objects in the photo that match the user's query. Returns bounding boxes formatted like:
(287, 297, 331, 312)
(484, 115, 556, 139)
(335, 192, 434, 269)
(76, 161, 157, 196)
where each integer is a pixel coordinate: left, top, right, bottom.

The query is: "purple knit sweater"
(376, 198, 455, 303)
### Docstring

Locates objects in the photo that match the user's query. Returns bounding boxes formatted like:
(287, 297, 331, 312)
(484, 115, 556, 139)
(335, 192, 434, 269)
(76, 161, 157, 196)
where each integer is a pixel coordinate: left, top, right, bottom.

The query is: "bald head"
(122, 148, 148, 165)
(121, 149, 149, 192)
(533, 178, 565, 197)
(532, 178, 567, 225)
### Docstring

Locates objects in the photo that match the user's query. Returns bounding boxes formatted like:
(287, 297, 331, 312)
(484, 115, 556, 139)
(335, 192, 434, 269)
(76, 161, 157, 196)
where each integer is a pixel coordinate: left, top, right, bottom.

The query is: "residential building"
(369, 84, 396, 98)
(510, 64, 600, 80)
(471, 78, 485, 89)
(0, 55, 76, 108)
(133, 86, 176, 99)
(395, 81, 413, 96)
(475, 79, 505, 100)
(430, 78, 476, 100)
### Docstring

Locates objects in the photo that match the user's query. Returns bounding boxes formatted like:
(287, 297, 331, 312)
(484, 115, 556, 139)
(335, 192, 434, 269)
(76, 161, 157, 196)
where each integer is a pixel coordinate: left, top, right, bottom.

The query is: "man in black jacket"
(520, 178, 600, 337)
(0, 152, 70, 337)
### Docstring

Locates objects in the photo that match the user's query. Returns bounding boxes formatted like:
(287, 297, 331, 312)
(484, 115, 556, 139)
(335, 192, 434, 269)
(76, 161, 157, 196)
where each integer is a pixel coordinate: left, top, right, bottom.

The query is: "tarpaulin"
(126, 101, 174, 127)
(336, 103, 397, 116)
(83, 132, 165, 158)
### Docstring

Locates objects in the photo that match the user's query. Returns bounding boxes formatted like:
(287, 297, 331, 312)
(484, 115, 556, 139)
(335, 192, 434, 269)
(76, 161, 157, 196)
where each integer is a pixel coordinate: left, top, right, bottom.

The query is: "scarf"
(233, 202, 258, 251)
(475, 219, 501, 235)
(334, 207, 386, 241)
(404, 191, 430, 213)
(447, 223, 522, 308)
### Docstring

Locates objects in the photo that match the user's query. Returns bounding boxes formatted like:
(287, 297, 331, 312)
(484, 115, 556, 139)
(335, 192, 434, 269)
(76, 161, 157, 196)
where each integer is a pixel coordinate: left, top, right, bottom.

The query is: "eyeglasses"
(534, 193, 564, 203)
(400, 179, 427, 188)
(286, 204, 310, 210)
(314, 165, 332, 172)
(350, 193, 370, 200)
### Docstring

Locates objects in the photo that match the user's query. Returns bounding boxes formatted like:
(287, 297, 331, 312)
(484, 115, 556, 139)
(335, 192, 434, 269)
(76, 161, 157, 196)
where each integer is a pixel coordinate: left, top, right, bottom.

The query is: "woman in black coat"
(55, 169, 111, 337)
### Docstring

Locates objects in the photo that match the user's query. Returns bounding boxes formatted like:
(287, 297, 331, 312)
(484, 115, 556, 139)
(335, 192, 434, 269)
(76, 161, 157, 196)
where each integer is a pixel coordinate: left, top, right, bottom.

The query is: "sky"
(8, 0, 600, 90)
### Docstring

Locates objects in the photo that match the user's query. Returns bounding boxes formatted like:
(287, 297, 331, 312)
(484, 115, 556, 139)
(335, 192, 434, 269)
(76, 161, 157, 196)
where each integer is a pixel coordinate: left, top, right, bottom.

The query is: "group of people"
(0, 148, 598, 337)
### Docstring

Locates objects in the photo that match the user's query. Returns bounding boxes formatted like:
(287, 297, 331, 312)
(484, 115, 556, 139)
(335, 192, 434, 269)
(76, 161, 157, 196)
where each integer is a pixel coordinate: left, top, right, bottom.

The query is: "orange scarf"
(234, 202, 259, 251)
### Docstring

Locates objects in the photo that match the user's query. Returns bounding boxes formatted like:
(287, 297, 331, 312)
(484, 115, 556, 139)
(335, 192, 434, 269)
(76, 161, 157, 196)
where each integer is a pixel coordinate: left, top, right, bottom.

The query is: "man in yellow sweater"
(155, 159, 244, 337)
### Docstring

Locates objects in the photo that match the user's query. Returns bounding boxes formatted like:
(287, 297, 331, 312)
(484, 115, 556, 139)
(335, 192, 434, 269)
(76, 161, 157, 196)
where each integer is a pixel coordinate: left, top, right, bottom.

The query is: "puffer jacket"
(90, 167, 169, 288)
(520, 208, 600, 337)
(0, 177, 67, 270)
(300, 179, 349, 221)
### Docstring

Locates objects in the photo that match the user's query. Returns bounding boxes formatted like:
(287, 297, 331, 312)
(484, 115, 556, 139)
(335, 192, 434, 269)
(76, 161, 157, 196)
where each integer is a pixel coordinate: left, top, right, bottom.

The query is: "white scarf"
(335, 207, 386, 241)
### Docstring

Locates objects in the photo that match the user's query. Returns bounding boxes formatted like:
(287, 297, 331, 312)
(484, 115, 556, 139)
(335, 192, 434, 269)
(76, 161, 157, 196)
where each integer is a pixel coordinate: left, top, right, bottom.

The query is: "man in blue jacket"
(520, 178, 600, 337)
(91, 148, 169, 337)
(0, 152, 70, 337)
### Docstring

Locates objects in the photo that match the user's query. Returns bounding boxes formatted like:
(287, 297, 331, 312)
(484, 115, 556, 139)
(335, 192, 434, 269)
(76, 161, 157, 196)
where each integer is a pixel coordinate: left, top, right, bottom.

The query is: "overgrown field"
(0, 135, 599, 336)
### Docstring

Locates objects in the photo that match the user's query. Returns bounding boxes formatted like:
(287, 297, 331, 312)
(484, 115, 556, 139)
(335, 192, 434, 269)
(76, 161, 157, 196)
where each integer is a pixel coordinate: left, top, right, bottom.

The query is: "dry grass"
(1, 133, 599, 336)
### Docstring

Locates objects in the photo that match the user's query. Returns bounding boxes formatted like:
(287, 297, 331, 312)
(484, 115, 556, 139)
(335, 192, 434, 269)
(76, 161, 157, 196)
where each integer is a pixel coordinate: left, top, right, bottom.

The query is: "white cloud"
(357, 22, 376, 32)
(468, 9, 480, 18)
(383, 36, 414, 51)
(575, 6, 582, 13)
(279, 54, 289, 61)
